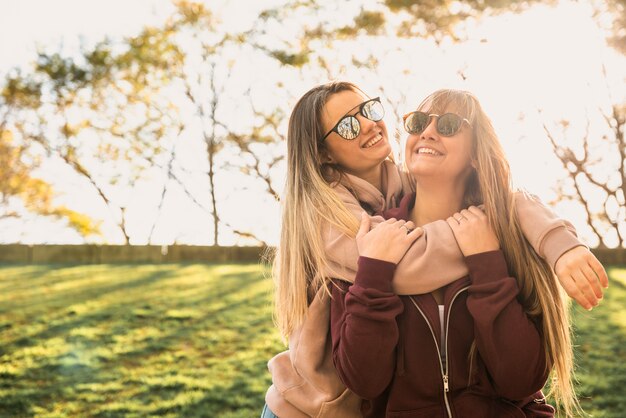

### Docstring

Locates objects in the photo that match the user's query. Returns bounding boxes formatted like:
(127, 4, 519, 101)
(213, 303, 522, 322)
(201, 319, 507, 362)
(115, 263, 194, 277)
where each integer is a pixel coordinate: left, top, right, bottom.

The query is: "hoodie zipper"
(409, 285, 469, 418)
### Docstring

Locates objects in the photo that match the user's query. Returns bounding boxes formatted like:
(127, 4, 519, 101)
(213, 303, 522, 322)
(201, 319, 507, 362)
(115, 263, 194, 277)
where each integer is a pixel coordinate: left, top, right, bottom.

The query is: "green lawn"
(0, 263, 624, 417)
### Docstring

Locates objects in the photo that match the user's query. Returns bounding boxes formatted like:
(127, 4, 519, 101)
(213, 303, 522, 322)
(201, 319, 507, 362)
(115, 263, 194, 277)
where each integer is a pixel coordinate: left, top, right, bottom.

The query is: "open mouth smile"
(416, 146, 443, 156)
(362, 133, 383, 148)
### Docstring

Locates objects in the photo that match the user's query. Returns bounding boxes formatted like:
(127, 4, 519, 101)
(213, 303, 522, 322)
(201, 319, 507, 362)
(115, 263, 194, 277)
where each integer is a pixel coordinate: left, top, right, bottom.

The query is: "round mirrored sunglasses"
(322, 97, 385, 141)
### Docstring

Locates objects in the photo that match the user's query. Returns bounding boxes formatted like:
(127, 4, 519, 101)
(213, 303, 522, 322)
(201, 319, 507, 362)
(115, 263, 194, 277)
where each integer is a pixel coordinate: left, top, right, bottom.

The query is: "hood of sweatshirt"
(334, 159, 406, 214)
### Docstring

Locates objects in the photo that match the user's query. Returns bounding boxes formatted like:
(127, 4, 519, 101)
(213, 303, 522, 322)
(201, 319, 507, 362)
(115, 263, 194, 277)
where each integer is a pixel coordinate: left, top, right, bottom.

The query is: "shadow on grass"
(0, 264, 182, 314)
(0, 267, 183, 352)
(0, 263, 281, 417)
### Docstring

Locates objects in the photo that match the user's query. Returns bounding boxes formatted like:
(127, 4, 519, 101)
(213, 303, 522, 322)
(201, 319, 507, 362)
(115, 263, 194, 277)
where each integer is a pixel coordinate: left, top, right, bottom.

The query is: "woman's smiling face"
(321, 89, 391, 178)
(404, 100, 474, 186)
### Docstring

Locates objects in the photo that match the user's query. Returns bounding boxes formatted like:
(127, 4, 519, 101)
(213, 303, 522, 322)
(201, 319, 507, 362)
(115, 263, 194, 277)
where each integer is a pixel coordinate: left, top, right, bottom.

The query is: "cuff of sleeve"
(465, 250, 510, 285)
(541, 227, 586, 270)
(354, 256, 396, 292)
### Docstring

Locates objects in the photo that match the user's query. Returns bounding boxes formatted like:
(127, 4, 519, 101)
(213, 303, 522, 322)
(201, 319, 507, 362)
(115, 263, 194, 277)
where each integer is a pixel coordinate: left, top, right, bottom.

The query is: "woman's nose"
(357, 113, 377, 133)
(420, 118, 439, 141)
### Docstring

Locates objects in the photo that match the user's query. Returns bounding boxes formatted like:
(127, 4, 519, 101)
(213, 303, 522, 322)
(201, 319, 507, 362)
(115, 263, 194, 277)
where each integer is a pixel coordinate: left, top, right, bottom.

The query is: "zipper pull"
(443, 374, 449, 392)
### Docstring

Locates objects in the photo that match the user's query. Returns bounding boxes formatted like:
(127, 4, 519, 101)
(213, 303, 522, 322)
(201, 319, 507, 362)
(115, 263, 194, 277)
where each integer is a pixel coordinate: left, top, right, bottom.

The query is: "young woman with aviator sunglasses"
(263, 82, 607, 418)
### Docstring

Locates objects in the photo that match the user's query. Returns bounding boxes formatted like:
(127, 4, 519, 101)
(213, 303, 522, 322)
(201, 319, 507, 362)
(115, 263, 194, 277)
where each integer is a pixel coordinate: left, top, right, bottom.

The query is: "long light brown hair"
(415, 89, 579, 416)
(273, 81, 379, 340)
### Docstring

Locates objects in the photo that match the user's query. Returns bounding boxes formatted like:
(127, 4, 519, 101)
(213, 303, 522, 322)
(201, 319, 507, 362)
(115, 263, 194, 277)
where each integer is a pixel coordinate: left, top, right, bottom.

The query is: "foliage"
(542, 101, 625, 248)
(0, 128, 99, 236)
(1, 0, 624, 245)
(0, 30, 185, 244)
(255, 0, 561, 65)
(598, 0, 626, 54)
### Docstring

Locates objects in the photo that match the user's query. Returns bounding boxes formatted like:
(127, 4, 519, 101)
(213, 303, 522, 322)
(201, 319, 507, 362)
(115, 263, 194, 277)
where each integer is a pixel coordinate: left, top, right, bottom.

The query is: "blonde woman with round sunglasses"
(264, 83, 607, 418)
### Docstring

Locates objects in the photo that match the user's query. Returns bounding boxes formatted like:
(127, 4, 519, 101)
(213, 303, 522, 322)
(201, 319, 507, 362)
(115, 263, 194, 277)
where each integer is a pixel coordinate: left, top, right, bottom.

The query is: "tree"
(143, 0, 286, 245)
(1, 28, 185, 244)
(0, 126, 99, 238)
(541, 101, 625, 248)
(3, 0, 624, 245)
(593, 0, 626, 54)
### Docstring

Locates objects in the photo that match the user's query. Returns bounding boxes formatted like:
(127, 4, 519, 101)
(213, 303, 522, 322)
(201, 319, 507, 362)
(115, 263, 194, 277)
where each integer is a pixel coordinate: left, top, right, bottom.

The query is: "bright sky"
(0, 0, 624, 246)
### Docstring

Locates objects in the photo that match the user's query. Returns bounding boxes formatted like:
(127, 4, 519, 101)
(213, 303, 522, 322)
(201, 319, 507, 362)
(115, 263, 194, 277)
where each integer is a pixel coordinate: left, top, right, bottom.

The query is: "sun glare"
(0, 0, 623, 245)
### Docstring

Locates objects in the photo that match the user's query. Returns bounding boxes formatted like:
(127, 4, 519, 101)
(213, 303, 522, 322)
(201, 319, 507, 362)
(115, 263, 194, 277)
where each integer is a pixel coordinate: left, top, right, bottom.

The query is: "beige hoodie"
(266, 160, 581, 417)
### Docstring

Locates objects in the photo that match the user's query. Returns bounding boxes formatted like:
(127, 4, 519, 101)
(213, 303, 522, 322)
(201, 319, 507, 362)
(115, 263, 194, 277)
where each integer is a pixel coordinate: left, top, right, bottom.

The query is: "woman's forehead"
(326, 90, 367, 113)
(322, 90, 367, 125)
(420, 99, 466, 117)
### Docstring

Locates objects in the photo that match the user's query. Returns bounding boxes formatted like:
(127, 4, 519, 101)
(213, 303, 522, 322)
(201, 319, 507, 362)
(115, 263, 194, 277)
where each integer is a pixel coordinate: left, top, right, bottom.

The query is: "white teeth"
(363, 133, 383, 148)
(417, 147, 441, 155)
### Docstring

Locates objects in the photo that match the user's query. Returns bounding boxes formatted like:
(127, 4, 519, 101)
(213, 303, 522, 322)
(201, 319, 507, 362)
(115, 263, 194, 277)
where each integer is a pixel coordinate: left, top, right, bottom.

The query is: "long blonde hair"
(273, 82, 376, 340)
(416, 89, 579, 416)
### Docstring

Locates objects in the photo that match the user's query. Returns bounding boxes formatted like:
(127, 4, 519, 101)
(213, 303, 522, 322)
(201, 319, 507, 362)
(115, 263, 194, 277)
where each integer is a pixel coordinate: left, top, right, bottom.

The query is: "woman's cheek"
(404, 135, 417, 163)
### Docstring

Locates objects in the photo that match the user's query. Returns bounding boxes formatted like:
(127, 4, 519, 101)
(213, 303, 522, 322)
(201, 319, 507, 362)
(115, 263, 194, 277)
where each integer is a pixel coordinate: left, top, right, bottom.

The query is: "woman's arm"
(325, 185, 469, 294)
(515, 192, 608, 309)
(327, 182, 606, 307)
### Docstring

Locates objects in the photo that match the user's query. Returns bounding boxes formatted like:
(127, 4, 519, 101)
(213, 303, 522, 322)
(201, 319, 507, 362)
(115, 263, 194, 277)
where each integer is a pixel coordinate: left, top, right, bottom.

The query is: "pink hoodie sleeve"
(514, 191, 583, 268)
(324, 187, 583, 295)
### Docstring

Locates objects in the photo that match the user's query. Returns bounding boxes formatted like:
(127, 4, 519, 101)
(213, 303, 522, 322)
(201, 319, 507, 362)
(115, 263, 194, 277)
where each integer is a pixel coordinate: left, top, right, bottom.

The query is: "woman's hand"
(554, 246, 609, 310)
(356, 213, 423, 264)
(446, 206, 500, 257)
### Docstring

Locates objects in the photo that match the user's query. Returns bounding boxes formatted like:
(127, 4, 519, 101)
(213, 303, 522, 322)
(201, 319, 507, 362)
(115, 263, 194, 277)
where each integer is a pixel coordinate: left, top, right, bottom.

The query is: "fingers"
(399, 220, 417, 235)
(580, 263, 604, 299)
(447, 210, 473, 225)
(448, 213, 464, 225)
(407, 226, 424, 241)
(446, 216, 459, 229)
(556, 248, 608, 310)
(384, 218, 412, 231)
(357, 212, 371, 239)
(588, 255, 609, 289)
(371, 217, 417, 236)
(560, 276, 591, 310)
(571, 269, 600, 309)
(448, 207, 485, 224)
(467, 206, 486, 218)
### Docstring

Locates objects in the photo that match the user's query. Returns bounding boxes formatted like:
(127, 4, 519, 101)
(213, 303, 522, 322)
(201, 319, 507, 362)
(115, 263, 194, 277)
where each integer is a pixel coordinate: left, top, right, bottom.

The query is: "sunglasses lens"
(362, 99, 384, 121)
(336, 116, 360, 140)
(437, 114, 463, 136)
(404, 112, 429, 134)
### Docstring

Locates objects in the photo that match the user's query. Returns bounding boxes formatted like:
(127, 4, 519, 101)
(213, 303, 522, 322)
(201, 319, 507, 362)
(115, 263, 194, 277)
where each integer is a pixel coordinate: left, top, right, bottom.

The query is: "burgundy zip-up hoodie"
(330, 194, 556, 418)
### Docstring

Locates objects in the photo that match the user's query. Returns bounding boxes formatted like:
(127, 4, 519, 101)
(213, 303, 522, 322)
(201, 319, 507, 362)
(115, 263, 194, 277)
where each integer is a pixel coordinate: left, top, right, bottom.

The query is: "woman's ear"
(319, 149, 335, 164)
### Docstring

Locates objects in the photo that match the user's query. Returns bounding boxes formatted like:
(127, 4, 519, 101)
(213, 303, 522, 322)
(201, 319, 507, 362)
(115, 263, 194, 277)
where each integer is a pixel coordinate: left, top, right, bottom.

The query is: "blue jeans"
(261, 403, 279, 418)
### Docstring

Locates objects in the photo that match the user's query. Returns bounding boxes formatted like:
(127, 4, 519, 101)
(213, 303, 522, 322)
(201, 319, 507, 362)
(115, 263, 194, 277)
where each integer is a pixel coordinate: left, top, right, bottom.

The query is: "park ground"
(0, 263, 625, 417)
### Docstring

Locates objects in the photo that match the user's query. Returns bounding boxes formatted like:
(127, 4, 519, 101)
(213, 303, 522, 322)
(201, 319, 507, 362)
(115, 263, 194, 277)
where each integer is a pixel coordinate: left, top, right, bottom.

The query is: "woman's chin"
(367, 142, 392, 161)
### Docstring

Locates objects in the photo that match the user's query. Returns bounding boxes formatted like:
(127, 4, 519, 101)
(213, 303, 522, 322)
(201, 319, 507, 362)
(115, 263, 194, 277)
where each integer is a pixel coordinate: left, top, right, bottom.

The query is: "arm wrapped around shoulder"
(514, 191, 582, 269)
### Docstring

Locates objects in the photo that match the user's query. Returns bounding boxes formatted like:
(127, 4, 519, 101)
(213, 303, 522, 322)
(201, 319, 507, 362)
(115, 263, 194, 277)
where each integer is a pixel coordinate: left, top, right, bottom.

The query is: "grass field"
(0, 263, 624, 417)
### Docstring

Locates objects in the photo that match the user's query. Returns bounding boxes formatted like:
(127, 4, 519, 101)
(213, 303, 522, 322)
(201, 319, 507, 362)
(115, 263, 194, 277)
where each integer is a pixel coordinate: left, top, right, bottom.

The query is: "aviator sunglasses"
(321, 97, 385, 141)
(403, 111, 471, 137)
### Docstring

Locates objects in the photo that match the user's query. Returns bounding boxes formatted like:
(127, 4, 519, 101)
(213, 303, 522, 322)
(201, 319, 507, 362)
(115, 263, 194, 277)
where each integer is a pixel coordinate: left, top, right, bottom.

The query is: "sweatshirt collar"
(339, 160, 403, 213)
(383, 192, 416, 221)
